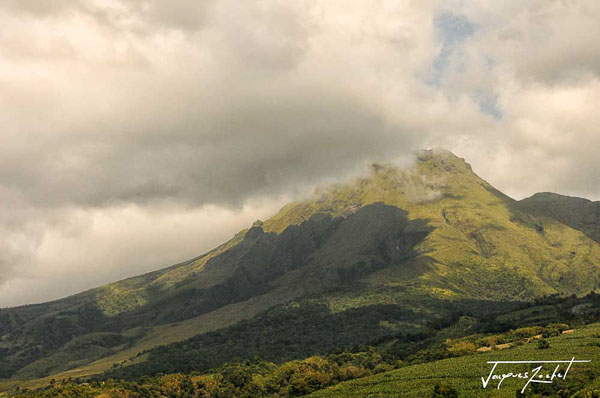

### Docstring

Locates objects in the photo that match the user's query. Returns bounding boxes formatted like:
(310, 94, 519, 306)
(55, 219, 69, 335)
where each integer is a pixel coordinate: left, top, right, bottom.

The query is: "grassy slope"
(96, 230, 247, 316)
(518, 192, 600, 243)
(309, 323, 600, 397)
(265, 149, 600, 303)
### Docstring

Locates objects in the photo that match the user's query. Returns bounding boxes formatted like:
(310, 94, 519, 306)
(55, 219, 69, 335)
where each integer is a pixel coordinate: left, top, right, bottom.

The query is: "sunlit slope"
(518, 191, 600, 243)
(308, 323, 600, 398)
(264, 149, 600, 300)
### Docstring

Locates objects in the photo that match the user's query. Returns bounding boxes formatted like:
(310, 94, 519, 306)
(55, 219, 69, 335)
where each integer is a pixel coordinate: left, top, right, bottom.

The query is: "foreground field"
(309, 323, 600, 397)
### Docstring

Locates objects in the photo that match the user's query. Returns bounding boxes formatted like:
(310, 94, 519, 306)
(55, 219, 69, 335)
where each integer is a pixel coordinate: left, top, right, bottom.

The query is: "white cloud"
(0, 197, 287, 307)
(437, 0, 600, 199)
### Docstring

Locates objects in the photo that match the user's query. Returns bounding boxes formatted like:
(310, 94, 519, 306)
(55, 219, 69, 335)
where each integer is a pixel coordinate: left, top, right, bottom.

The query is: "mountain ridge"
(2, 149, 600, 386)
(517, 191, 600, 243)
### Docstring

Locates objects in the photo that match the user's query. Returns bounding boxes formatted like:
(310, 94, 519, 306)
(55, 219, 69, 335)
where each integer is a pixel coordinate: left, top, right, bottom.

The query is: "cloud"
(0, 198, 287, 307)
(0, 0, 599, 305)
(468, 0, 600, 84)
(435, 0, 600, 199)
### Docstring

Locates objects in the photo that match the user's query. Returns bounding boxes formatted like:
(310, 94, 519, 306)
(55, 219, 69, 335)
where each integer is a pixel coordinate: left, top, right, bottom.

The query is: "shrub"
(537, 339, 550, 350)
(447, 341, 476, 354)
(432, 383, 459, 397)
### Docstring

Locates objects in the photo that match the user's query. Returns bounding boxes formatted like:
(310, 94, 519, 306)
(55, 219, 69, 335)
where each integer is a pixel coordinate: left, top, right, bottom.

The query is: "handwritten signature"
(482, 357, 591, 393)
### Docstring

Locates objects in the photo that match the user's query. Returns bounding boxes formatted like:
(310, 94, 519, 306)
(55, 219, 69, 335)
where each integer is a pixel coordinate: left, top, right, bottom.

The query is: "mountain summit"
(2, 149, 600, 384)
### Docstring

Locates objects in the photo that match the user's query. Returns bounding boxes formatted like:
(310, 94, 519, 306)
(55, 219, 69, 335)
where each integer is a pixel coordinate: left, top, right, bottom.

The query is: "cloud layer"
(1, 0, 599, 305)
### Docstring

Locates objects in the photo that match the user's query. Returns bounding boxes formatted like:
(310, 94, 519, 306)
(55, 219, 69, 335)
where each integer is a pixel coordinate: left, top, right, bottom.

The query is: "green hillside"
(518, 192, 600, 243)
(6, 293, 600, 397)
(2, 149, 600, 388)
(309, 322, 600, 398)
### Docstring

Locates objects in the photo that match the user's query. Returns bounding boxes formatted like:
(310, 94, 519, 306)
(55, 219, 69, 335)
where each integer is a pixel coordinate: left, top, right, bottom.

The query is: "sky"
(1, 0, 600, 306)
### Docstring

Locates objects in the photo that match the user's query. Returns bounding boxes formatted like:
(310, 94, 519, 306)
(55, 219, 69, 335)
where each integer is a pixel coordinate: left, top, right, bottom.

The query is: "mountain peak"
(262, 149, 491, 234)
(415, 148, 473, 172)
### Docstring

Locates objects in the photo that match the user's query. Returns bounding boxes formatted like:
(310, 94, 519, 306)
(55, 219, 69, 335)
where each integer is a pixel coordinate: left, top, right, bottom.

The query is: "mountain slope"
(262, 149, 600, 301)
(517, 192, 600, 243)
(2, 149, 600, 385)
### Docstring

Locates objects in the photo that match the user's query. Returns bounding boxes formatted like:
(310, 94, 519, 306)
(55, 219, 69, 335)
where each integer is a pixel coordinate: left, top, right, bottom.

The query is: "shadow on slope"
(102, 202, 433, 328)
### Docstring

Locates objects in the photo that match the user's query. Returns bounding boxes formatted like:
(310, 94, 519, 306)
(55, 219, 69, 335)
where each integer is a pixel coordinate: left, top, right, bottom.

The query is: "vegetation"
(431, 383, 458, 398)
(537, 339, 550, 349)
(99, 290, 595, 381)
(8, 307, 600, 397)
(308, 322, 600, 398)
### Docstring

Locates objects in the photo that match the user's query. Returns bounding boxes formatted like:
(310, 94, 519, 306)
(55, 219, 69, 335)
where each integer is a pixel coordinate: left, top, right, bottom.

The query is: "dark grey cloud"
(4, 94, 413, 209)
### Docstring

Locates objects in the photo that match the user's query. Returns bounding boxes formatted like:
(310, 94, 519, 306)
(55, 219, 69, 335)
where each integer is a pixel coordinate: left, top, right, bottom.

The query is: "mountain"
(517, 192, 600, 243)
(2, 149, 600, 387)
